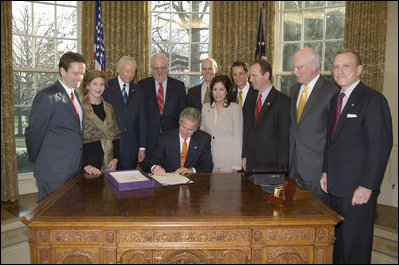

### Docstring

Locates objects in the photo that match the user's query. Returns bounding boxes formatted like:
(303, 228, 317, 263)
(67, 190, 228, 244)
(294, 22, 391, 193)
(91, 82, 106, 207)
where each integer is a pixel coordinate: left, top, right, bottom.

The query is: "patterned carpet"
(1, 218, 397, 264)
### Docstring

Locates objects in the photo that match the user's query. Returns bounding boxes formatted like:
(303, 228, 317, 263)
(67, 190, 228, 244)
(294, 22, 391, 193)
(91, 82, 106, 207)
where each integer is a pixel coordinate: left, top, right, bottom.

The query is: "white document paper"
(151, 173, 193, 186)
(110, 170, 150, 183)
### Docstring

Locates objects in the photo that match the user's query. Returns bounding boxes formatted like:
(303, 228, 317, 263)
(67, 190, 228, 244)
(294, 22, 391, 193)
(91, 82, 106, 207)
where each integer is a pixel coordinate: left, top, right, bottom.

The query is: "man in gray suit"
(26, 51, 86, 202)
(288, 47, 338, 205)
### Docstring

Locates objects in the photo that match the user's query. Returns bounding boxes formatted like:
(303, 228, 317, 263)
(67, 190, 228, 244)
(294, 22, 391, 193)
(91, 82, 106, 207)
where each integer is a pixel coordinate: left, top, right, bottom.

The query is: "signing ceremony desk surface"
(21, 173, 342, 264)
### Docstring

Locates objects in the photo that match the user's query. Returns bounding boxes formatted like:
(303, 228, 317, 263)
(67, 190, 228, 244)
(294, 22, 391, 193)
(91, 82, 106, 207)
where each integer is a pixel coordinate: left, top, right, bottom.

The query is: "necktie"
(157, 83, 164, 114)
(237, 90, 243, 107)
(122, 83, 128, 106)
(329, 92, 345, 142)
(180, 139, 188, 167)
(255, 94, 262, 121)
(297, 85, 309, 122)
(70, 91, 80, 123)
(203, 85, 210, 104)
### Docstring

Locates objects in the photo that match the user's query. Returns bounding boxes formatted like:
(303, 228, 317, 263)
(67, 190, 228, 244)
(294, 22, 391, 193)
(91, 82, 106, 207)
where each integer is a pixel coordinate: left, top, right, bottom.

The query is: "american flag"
(93, 1, 106, 72)
(255, 7, 266, 60)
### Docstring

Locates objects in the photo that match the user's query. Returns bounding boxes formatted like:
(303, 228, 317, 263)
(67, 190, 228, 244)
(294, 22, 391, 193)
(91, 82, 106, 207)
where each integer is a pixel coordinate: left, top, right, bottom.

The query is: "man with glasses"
(139, 53, 188, 161)
(288, 47, 338, 205)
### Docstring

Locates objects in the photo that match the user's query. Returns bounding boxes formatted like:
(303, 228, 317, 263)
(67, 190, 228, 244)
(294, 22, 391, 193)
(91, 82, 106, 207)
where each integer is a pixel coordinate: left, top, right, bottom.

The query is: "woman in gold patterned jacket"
(80, 70, 120, 175)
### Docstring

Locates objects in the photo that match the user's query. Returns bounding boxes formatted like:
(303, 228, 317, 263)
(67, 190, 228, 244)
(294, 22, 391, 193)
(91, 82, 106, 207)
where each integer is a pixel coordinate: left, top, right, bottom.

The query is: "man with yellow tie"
(288, 47, 338, 205)
(147, 107, 213, 175)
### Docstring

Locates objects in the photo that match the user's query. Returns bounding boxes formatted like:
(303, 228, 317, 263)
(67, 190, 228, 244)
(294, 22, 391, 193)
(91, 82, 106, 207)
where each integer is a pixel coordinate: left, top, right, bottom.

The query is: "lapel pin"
(267, 102, 271, 106)
(351, 103, 355, 107)
(194, 146, 198, 149)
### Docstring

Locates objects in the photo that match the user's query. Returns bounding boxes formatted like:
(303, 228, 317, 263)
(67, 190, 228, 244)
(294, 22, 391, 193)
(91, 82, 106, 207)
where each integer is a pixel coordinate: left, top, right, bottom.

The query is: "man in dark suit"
(187, 58, 218, 111)
(25, 52, 86, 202)
(147, 107, 213, 175)
(102, 56, 147, 170)
(243, 59, 290, 173)
(231, 61, 257, 111)
(288, 48, 338, 205)
(320, 49, 393, 264)
(138, 53, 188, 160)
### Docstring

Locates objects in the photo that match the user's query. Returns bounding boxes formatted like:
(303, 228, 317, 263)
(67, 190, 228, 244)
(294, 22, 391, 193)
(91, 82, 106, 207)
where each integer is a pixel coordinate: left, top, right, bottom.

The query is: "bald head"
(292, 47, 320, 85)
(202, 58, 218, 84)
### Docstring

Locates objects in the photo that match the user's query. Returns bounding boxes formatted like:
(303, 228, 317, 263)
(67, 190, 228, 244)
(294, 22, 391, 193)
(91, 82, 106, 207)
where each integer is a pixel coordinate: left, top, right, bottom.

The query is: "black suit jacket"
(243, 87, 291, 172)
(231, 85, 258, 111)
(322, 82, 392, 198)
(147, 128, 213, 173)
(138, 76, 188, 158)
(102, 78, 147, 162)
(187, 84, 203, 111)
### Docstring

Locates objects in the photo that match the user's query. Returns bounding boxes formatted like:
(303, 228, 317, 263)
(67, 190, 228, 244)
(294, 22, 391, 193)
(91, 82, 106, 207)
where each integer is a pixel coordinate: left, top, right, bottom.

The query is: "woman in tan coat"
(200, 75, 243, 172)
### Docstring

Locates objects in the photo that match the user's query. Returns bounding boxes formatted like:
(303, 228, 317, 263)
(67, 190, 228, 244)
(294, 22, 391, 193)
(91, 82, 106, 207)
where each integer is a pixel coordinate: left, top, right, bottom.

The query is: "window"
(12, 1, 79, 174)
(275, 1, 345, 95)
(150, 1, 210, 89)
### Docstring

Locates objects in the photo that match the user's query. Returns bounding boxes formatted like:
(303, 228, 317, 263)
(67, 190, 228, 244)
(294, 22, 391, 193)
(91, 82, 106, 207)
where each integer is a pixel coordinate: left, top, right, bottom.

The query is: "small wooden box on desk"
(21, 172, 342, 264)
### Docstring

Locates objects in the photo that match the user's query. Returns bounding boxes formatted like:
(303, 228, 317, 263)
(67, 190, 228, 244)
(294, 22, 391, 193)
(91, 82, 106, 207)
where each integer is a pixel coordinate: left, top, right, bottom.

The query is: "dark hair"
(209, 75, 233, 107)
(251, 59, 272, 80)
(80, 70, 107, 97)
(58, 51, 86, 75)
(333, 48, 362, 66)
(231, 61, 248, 73)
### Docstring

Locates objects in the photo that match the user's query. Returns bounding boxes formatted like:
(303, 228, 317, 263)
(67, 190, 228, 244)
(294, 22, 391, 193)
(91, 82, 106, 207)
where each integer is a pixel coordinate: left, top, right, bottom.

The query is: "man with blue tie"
(103, 56, 147, 170)
(26, 52, 86, 202)
(320, 49, 393, 264)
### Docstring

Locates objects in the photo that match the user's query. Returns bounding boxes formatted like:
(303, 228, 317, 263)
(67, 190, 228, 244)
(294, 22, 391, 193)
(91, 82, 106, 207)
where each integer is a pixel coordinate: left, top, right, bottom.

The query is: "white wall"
(378, 1, 398, 207)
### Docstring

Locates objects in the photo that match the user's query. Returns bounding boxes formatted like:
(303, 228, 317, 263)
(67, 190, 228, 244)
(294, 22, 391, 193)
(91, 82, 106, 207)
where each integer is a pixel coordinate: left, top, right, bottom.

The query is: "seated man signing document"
(147, 107, 213, 175)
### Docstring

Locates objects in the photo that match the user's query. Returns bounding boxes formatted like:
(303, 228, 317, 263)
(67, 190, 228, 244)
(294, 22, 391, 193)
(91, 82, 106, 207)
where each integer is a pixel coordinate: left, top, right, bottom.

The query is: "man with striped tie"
(103, 56, 147, 170)
(138, 53, 188, 162)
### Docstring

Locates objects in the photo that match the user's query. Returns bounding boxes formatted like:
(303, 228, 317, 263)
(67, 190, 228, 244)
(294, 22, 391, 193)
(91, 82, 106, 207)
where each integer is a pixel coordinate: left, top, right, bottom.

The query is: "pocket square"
(347, 113, 357, 118)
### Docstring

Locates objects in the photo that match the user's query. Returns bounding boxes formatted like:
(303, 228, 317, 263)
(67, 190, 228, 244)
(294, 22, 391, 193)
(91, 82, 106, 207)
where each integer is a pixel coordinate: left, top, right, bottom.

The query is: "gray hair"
(117, 56, 137, 69)
(151, 53, 169, 65)
(179, 107, 201, 129)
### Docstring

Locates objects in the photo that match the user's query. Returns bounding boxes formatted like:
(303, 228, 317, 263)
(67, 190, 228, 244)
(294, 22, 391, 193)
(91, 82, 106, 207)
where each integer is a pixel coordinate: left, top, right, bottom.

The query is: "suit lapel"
(298, 77, 323, 122)
(185, 132, 199, 167)
(333, 83, 362, 141)
(256, 87, 276, 127)
(55, 81, 81, 130)
(164, 78, 172, 114)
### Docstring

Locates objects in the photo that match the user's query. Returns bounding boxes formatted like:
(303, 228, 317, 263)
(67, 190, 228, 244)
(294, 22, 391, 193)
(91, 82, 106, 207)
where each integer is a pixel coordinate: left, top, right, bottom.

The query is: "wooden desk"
(21, 173, 342, 264)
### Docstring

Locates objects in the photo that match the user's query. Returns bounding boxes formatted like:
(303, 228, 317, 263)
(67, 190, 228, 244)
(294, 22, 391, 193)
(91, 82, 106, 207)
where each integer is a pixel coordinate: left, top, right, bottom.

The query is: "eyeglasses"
(291, 61, 313, 72)
(152, 66, 167, 72)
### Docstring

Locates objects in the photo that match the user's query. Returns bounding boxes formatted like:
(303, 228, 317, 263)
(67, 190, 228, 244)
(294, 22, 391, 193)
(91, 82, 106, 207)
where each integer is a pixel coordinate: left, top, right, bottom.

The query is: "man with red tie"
(139, 53, 188, 162)
(242, 59, 290, 173)
(320, 49, 392, 264)
(147, 107, 213, 175)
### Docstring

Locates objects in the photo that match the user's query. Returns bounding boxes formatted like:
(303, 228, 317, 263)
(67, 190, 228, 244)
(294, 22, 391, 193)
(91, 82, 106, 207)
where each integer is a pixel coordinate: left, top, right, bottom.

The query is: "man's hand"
(242, 158, 247, 172)
(138, 150, 145, 162)
(174, 167, 193, 176)
(320, 173, 328, 193)
(153, 165, 166, 175)
(352, 186, 372, 206)
(84, 165, 101, 175)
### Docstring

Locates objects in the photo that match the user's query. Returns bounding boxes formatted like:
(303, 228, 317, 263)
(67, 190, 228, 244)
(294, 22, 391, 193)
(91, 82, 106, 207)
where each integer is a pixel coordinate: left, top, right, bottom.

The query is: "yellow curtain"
(1, 1, 19, 202)
(81, 1, 150, 82)
(344, 1, 388, 92)
(212, 1, 274, 76)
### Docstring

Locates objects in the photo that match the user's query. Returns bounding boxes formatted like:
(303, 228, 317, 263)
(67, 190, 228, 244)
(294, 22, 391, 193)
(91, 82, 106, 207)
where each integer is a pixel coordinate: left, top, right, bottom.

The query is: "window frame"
(149, 1, 211, 89)
(273, 1, 345, 94)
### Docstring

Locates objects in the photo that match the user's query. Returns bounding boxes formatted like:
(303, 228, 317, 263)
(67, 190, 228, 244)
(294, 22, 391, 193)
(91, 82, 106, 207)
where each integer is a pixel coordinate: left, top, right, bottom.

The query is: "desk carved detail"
(119, 230, 250, 243)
